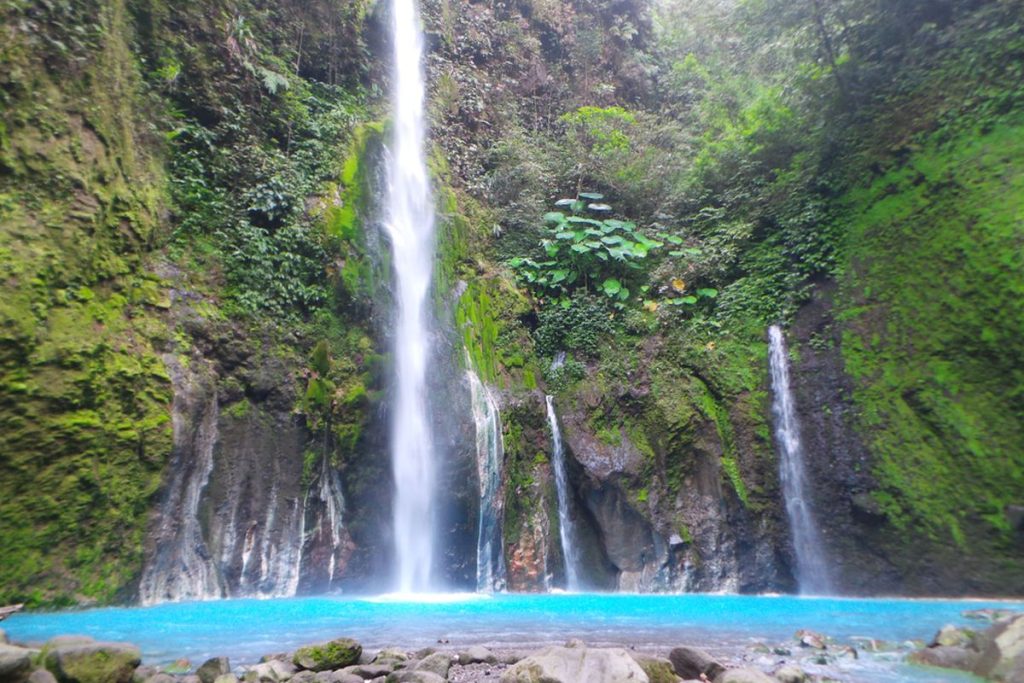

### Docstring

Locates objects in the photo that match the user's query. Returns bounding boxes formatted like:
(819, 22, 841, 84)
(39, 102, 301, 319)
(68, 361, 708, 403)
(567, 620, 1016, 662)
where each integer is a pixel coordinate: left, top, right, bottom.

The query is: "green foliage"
(533, 294, 615, 359)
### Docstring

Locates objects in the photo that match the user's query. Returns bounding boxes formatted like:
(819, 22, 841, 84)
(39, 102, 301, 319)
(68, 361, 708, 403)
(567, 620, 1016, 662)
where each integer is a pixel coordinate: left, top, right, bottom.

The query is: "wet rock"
(772, 665, 805, 683)
(631, 655, 679, 683)
(0, 644, 33, 683)
(339, 665, 393, 680)
(973, 613, 1024, 681)
(932, 625, 973, 649)
(371, 651, 407, 669)
(908, 646, 978, 671)
(197, 658, 230, 683)
(964, 609, 1019, 624)
(457, 647, 496, 665)
(29, 670, 59, 683)
(668, 647, 725, 680)
(293, 641, 362, 672)
(500, 645, 649, 683)
(44, 642, 142, 683)
(714, 668, 776, 683)
(794, 630, 826, 650)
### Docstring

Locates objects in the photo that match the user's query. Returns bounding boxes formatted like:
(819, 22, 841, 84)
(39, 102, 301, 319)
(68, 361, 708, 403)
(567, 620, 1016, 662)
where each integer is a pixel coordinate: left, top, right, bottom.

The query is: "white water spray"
(545, 395, 581, 590)
(467, 369, 506, 592)
(385, 0, 437, 593)
(768, 325, 832, 595)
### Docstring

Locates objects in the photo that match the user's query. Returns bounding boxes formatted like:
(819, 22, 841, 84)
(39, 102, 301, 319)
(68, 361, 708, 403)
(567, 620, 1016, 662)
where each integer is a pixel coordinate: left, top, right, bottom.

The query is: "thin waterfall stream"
(384, 0, 437, 592)
(768, 324, 833, 595)
(467, 369, 506, 592)
(545, 395, 581, 590)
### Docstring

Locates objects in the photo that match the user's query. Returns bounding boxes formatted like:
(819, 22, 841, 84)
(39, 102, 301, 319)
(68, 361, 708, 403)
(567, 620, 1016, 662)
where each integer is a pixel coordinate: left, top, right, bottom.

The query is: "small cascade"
(545, 395, 581, 590)
(384, 0, 438, 592)
(466, 369, 506, 592)
(138, 356, 222, 605)
(768, 324, 833, 595)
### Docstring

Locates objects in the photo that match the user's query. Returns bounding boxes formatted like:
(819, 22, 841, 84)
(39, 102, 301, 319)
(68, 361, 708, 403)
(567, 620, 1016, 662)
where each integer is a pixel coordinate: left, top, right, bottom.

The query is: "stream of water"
(467, 369, 506, 592)
(545, 395, 581, 590)
(768, 325, 833, 595)
(385, 0, 437, 593)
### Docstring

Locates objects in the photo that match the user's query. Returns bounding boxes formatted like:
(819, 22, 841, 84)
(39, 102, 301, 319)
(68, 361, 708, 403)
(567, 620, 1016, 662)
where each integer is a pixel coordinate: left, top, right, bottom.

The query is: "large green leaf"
(579, 192, 605, 200)
(602, 278, 622, 295)
(545, 211, 567, 224)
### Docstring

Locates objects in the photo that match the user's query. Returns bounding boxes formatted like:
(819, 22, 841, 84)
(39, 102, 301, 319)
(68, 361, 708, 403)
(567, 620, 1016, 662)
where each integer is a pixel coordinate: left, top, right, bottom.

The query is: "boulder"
(132, 667, 158, 683)
(412, 654, 450, 679)
(182, 674, 202, 683)
(45, 639, 96, 651)
(213, 675, 239, 683)
(772, 665, 805, 683)
(197, 658, 230, 683)
(973, 614, 1024, 682)
(908, 646, 978, 672)
(500, 645, 649, 683)
(668, 647, 725, 680)
(0, 644, 34, 683)
(29, 671, 59, 683)
(714, 668, 776, 683)
(457, 647, 496, 665)
(44, 642, 142, 683)
(631, 655, 679, 683)
(932, 625, 973, 649)
(289, 672, 316, 683)
(293, 641, 362, 673)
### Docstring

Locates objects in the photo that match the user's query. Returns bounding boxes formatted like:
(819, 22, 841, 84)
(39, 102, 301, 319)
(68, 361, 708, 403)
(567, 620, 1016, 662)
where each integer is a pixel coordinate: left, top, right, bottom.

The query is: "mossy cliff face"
(0, 0, 174, 606)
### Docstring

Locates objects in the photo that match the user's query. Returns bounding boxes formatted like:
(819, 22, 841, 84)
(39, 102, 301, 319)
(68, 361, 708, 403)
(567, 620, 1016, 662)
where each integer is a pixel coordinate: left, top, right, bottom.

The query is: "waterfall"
(467, 369, 506, 592)
(768, 325, 833, 595)
(545, 395, 581, 591)
(385, 0, 437, 593)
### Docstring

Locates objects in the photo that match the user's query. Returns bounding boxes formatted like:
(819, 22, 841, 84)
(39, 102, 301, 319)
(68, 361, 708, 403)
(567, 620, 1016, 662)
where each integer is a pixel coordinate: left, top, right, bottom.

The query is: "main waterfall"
(545, 396, 581, 590)
(768, 325, 833, 595)
(384, 0, 438, 592)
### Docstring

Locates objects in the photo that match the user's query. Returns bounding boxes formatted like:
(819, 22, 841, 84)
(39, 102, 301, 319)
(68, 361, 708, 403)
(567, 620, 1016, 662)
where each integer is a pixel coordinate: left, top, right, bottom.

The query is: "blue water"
(5, 594, 1018, 681)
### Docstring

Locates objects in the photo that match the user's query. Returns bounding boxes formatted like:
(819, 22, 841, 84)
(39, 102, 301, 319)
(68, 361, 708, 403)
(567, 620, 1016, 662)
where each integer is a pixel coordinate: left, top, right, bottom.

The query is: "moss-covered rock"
(44, 643, 141, 683)
(292, 639, 362, 672)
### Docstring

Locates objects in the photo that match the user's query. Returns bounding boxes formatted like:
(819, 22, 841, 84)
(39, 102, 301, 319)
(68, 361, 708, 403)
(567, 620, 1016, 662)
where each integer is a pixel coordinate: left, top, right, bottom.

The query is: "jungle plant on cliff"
(507, 194, 663, 307)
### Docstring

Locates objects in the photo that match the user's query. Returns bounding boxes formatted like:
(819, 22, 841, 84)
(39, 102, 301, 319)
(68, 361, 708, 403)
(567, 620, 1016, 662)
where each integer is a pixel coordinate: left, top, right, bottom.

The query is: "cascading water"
(467, 369, 506, 592)
(768, 324, 833, 595)
(545, 395, 581, 590)
(384, 0, 437, 593)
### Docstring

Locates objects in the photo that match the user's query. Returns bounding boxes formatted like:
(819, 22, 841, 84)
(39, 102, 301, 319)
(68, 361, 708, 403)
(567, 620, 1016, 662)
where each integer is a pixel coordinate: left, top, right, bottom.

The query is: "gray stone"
(772, 665, 806, 683)
(338, 665, 392, 680)
(412, 654, 450, 679)
(458, 647, 496, 665)
(142, 674, 177, 683)
(908, 646, 978, 672)
(182, 675, 202, 683)
(794, 630, 826, 650)
(334, 676, 363, 683)
(45, 638, 97, 651)
(213, 675, 239, 683)
(246, 660, 296, 683)
(293, 641, 362, 673)
(500, 645, 649, 683)
(289, 672, 316, 683)
(973, 613, 1024, 681)
(668, 647, 725, 681)
(197, 658, 230, 683)
(44, 642, 142, 683)
(384, 674, 443, 683)
(29, 670, 59, 683)
(0, 644, 33, 683)
(132, 667, 158, 683)
(714, 668, 777, 683)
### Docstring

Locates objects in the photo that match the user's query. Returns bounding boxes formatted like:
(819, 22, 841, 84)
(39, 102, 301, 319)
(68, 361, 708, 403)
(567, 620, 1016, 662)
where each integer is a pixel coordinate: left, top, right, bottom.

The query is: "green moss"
(836, 120, 1024, 545)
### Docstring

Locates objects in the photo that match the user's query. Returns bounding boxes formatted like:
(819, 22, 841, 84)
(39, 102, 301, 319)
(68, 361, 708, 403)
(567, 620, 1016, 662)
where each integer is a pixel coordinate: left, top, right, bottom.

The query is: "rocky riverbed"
(1, 610, 1021, 683)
